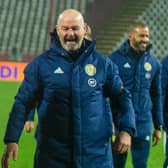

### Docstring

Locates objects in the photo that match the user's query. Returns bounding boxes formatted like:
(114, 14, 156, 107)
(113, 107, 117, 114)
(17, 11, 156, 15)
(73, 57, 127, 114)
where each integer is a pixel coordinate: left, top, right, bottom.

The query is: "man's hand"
(24, 121, 35, 133)
(1, 143, 18, 168)
(152, 129, 162, 146)
(113, 131, 131, 154)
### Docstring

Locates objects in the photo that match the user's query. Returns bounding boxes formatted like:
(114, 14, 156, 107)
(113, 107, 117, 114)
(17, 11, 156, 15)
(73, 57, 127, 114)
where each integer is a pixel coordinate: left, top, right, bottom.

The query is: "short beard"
(133, 40, 148, 52)
(61, 38, 83, 52)
(62, 42, 80, 51)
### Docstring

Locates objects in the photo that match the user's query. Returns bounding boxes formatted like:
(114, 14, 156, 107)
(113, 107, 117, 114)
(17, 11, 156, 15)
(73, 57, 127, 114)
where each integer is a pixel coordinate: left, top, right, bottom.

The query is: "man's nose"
(143, 36, 149, 42)
(67, 29, 75, 35)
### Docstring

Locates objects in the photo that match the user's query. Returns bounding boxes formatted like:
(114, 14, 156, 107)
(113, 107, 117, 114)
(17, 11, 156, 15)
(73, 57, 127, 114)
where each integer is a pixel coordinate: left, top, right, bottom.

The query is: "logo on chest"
(145, 73, 151, 79)
(53, 67, 64, 74)
(144, 62, 152, 72)
(85, 64, 96, 76)
(88, 78, 97, 87)
(123, 62, 131, 68)
(144, 62, 152, 79)
(85, 64, 97, 87)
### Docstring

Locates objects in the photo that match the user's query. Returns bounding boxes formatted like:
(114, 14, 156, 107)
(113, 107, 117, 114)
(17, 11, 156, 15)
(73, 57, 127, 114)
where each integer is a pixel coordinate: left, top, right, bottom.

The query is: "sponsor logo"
(145, 72, 151, 79)
(88, 78, 97, 87)
(0, 62, 27, 81)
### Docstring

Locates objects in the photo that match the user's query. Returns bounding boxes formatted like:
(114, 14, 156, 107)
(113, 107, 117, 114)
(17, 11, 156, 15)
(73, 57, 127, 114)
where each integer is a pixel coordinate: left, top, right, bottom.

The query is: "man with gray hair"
(2, 9, 135, 168)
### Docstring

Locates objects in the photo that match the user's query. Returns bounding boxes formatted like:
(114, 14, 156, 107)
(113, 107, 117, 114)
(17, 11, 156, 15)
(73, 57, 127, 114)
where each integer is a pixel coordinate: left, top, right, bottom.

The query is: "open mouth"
(65, 35, 78, 43)
(65, 41, 77, 45)
(140, 42, 148, 48)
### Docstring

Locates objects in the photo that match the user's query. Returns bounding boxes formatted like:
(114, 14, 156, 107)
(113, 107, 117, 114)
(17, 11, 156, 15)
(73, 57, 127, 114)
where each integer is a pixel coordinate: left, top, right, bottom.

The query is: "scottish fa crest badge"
(85, 64, 96, 76)
(144, 62, 152, 71)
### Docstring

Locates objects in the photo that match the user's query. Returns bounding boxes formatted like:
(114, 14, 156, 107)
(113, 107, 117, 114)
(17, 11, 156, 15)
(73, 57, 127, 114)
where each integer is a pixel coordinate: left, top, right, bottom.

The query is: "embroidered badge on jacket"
(85, 64, 96, 76)
(144, 62, 152, 71)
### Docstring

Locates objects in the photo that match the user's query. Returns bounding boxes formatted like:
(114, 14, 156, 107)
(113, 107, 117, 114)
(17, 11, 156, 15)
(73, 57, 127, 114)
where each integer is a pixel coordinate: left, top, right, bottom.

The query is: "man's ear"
(128, 33, 132, 40)
(84, 22, 87, 34)
(56, 25, 59, 34)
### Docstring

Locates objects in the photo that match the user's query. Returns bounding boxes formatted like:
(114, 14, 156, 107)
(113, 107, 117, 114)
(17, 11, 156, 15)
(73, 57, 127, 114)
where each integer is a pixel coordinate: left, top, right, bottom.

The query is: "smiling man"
(109, 21, 163, 168)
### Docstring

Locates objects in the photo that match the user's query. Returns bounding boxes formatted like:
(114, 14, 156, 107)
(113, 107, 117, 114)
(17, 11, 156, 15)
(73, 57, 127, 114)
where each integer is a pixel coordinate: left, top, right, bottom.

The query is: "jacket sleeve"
(26, 108, 36, 121)
(161, 58, 168, 131)
(105, 58, 136, 135)
(4, 59, 41, 143)
(150, 60, 163, 129)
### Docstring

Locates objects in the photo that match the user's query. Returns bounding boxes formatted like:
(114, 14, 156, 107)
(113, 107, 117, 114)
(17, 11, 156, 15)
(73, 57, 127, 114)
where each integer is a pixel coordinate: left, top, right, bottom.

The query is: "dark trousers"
(113, 137, 150, 168)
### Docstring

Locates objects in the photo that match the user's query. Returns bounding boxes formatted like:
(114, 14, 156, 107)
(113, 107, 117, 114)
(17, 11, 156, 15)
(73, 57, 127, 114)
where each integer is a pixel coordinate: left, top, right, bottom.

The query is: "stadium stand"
(0, 0, 167, 61)
(93, 0, 168, 58)
(92, 0, 153, 55)
(137, 0, 168, 58)
(0, 0, 95, 62)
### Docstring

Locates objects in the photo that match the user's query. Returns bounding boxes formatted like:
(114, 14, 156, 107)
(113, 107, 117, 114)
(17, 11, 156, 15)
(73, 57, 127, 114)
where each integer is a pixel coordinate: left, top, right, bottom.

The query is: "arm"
(162, 57, 168, 132)
(105, 59, 135, 153)
(2, 60, 41, 168)
(150, 60, 163, 146)
(112, 88, 135, 153)
(1, 143, 18, 168)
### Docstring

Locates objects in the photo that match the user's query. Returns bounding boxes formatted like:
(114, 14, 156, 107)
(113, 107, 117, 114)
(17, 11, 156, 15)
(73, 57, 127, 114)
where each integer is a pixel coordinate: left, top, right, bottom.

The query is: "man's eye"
(61, 27, 80, 31)
(72, 27, 79, 31)
(62, 27, 68, 31)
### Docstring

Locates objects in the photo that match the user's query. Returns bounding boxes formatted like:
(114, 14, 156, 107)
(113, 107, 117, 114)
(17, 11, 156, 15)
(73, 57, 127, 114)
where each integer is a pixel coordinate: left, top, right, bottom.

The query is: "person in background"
(161, 56, 168, 168)
(109, 21, 163, 168)
(1, 9, 135, 168)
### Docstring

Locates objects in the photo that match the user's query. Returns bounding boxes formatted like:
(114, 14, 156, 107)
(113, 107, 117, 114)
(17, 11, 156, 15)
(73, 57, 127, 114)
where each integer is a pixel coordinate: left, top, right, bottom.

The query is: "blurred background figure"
(161, 55, 168, 168)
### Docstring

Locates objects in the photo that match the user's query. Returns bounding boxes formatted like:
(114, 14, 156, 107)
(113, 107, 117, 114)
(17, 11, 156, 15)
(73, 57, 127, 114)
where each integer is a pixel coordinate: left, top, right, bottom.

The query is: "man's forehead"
(60, 16, 82, 24)
(134, 27, 149, 33)
(58, 12, 84, 25)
